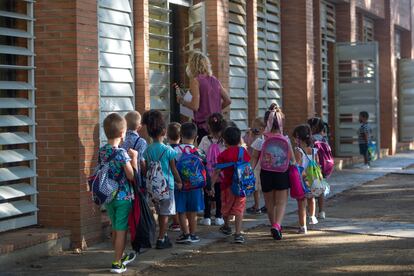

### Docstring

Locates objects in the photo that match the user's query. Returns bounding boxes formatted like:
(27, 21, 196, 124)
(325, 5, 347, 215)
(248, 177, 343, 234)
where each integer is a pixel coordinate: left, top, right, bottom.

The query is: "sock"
(272, 223, 281, 231)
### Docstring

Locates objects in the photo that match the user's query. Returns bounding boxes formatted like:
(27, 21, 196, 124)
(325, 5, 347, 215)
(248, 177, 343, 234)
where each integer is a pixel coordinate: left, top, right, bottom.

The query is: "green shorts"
(106, 199, 132, 231)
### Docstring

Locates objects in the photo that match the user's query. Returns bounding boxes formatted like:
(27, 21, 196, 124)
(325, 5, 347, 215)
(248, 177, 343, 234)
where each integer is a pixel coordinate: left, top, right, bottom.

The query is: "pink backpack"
(314, 140, 334, 178)
(206, 137, 223, 179)
(260, 133, 291, 172)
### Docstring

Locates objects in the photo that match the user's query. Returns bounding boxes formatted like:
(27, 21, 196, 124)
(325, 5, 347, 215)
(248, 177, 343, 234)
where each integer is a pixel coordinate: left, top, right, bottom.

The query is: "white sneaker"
(298, 226, 308, 234)
(361, 164, 370, 169)
(309, 216, 319, 225)
(199, 218, 211, 226)
(318, 211, 326, 220)
(214, 217, 225, 226)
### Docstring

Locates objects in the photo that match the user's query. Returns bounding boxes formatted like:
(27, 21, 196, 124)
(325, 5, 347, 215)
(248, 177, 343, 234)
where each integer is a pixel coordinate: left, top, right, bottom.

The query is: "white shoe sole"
(122, 254, 136, 266)
(110, 268, 127, 274)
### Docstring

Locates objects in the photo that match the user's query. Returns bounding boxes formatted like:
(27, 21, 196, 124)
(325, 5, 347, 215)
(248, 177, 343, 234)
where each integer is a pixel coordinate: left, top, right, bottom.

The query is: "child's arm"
(124, 149, 138, 181)
(209, 169, 221, 197)
(170, 159, 182, 190)
(289, 142, 296, 164)
(250, 149, 260, 170)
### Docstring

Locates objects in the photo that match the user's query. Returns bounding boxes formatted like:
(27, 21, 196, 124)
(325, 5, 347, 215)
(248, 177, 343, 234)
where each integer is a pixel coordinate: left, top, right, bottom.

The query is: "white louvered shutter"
(320, 1, 336, 123)
(257, 0, 282, 116)
(98, 0, 135, 144)
(0, 1, 38, 232)
(362, 17, 374, 42)
(229, 0, 248, 131)
(399, 59, 414, 142)
(149, 0, 171, 122)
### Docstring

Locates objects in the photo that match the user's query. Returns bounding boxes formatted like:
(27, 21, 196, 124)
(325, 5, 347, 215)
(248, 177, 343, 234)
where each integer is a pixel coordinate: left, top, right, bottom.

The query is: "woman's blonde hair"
(186, 51, 212, 78)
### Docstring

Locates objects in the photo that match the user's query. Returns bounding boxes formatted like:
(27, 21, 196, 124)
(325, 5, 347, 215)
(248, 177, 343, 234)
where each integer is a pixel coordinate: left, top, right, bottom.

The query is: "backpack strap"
(215, 147, 244, 170)
(132, 137, 141, 151)
(298, 147, 312, 162)
(237, 147, 244, 163)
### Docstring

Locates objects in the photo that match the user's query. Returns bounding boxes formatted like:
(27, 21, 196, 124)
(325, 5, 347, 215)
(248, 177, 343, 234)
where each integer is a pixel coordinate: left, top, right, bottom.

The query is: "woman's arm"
(179, 78, 200, 111)
(220, 83, 232, 109)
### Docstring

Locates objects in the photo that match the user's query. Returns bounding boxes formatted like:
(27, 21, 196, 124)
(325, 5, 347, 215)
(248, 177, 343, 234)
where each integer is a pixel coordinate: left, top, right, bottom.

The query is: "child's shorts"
(106, 199, 132, 231)
(359, 143, 368, 156)
(221, 188, 246, 217)
(175, 188, 205, 213)
(260, 169, 290, 193)
(155, 189, 176, 216)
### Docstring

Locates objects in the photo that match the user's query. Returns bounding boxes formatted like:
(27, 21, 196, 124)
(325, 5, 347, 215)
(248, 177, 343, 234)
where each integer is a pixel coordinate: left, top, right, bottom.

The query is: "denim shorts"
(175, 188, 205, 213)
(359, 143, 368, 156)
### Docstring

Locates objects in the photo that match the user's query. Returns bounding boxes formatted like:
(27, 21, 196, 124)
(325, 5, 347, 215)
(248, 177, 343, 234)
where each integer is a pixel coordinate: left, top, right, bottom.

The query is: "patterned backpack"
(314, 140, 334, 178)
(176, 146, 207, 191)
(216, 147, 256, 197)
(146, 149, 170, 201)
(300, 148, 329, 197)
(88, 151, 119, 206)
(260, 133, 291, 172)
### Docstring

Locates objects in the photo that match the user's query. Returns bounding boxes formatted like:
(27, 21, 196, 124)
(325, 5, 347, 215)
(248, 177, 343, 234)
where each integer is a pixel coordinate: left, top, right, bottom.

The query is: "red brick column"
(313, 0, 323, 118)
(246, 0, 258, 124)
(134, 0, 150, 114)
(205, 0, 229, 115)
(281, 0, 315, 135)
(35, 0, 101, 248)
(336, 1, 357, 42)
(375, 0, 398, 154)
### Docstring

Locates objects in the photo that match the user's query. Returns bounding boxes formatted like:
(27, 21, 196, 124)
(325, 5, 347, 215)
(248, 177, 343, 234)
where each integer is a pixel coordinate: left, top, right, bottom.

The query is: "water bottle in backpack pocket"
(146, 149, 170, 201)
(216, 147, 256, 197)
(260, 133, 291, 172)
(176, 146, 207, 191)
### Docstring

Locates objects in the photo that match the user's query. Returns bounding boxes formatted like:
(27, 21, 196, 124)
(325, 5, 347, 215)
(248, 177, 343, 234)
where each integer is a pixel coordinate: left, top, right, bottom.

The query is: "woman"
(177, 51, 231, 144)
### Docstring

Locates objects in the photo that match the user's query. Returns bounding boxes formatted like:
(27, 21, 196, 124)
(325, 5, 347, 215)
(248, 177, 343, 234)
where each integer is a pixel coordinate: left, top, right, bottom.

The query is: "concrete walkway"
(4, 151, 414, 276)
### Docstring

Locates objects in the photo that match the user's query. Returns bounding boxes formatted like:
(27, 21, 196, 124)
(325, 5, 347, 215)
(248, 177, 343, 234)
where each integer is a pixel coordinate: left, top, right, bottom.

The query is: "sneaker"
(214, 217, 225, 226)
(309, 216, 319, 225)
(297, 226, 308, 234)
(234, 234, 245, 244)
(176, 233, 191, 244)
(246, 206, 262, 214)
(110, 262, 127, 274)
(219, 225, 232, 236)
(190, 234, 200, 243)
(271, 227, 282, 240)
(199, 218, 211, 226)
(260, 206, 267, 213)
(169, 223, 181, 232)
(121, 252, 136, 266)
(318, 211, 326, 220)
(361, 164, 370, 169)
(156, 237, 173, 249)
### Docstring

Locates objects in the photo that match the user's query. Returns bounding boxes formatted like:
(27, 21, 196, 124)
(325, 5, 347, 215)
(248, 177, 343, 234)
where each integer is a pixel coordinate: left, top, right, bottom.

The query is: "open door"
(334, 42, 380, 157)
(399, 59, 414, 142)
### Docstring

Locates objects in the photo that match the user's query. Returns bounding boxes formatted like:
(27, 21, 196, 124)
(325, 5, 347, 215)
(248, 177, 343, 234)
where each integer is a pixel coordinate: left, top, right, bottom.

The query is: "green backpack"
(301, 148, 328, 197)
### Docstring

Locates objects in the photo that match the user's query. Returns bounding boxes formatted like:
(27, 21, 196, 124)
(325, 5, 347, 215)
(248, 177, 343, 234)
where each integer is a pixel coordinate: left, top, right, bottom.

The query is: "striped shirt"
(358, 123, 371, 144)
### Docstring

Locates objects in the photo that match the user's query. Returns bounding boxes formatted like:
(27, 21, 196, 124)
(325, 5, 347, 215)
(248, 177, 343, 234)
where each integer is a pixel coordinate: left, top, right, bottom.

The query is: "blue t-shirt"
(121, 130, 147, 161)
(144, 142, 177, 190)
(98, 144, 133, 201)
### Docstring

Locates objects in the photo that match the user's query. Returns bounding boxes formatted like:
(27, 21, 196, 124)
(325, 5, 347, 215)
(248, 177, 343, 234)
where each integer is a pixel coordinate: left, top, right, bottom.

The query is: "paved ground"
(3, 152, 414, 275)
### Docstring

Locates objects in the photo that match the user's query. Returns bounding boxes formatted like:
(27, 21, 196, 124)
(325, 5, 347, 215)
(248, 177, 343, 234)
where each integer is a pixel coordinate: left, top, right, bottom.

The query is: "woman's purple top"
(194, 74, 222, 130)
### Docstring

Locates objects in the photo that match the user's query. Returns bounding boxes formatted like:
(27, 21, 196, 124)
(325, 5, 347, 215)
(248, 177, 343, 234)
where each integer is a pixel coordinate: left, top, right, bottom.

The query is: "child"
(167, 122, 182, 232)
(198, 113, 227, 226)
(100, 113, 138, 273)
(142, 110, 182, 249)
(121, 111, 147, 167)
(250, 108, 295, 240)
(307, 117, 327, 220)
(358, 111, 372, 169)
(213, 126, 250, 243)
(174, 122, 206, 243)
(245, 117, 266, 215)
(293, 124, 318, 234)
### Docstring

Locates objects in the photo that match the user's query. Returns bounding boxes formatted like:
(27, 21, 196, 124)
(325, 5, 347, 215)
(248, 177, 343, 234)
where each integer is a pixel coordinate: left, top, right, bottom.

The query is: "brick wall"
(247, 0, 258, 124)
(355, 0, 385, 19)
(336, 1, 357, 42)
(35, 0, 101, 248)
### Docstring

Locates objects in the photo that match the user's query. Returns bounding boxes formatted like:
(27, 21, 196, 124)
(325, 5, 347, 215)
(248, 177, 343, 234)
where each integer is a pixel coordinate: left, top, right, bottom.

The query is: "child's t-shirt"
(144, 142, 177, 190)
(121, 130, 147, 161)
(217, 146, 250, 190)
(358, 123, 372, 145)
(198, 136, 226, 154)
(99, 144, 133, 201)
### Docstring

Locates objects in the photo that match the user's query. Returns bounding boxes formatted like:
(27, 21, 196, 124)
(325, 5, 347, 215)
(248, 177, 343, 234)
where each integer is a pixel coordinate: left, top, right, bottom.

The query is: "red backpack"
(314, 140, 334, 178)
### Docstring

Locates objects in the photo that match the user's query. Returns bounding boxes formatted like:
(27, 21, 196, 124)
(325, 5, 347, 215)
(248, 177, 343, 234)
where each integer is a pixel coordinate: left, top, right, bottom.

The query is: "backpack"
(300, 148, 329, 197)
(176, 145, 207, 191)
(206, 137, 222, 178)
(146, 149, 170, 201)
(88, 151, 119, 206)
(314, 140, 334, 178)
(216, 147, 256, 197)
(368, 141, 378, 161)
(260, 133, 291, 172)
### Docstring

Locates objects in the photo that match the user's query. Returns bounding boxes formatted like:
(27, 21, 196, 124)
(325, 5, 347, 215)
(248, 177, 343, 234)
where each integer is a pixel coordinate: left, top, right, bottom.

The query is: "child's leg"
(317, 196, 324, 213)
(234, 214, 243, 235)
(253, 191, 260, 210)
(263, 191, 276, 225)
(274, 190, 288, 226)
(203, 189, 211, 218)
(114, 230, 127, 262)
(297, 198, 307, 227)
(179, 213, 190, 234)
(307, 197, 316, 217)
(215, 183, 222, 218)
(158, 215, 169, 240)
(187, 212, 197, 234)
(172, 214, 180, 225)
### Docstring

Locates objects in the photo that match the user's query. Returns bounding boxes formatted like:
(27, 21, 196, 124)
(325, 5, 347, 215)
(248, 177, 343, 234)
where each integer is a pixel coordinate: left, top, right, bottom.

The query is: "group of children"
(95, 103, 349, 273)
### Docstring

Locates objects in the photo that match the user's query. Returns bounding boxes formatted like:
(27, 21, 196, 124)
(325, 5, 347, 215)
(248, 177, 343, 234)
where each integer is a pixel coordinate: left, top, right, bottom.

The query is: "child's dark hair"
(208, 113, 227, 134)
(264, 103, 278, 124)
(142, 110, 166, 139)
(293, 124, 312, 147)
(222, 126, 241, 146)
(307, 117, 325, 134)
(359, 111, 369, 119)
(103, 113, 126, 139)
(181, 122, 198, 140)
(167, 122, 181, 141)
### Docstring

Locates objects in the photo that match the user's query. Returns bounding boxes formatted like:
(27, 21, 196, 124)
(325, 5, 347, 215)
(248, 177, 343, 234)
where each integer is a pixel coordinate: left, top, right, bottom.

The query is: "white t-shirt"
(198, 136, 226, 154)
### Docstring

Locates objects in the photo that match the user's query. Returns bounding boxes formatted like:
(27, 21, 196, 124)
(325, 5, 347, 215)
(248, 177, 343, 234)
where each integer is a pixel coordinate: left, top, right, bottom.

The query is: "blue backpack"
(216, 147, 256, 197)
(176, 146, 207, 191)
